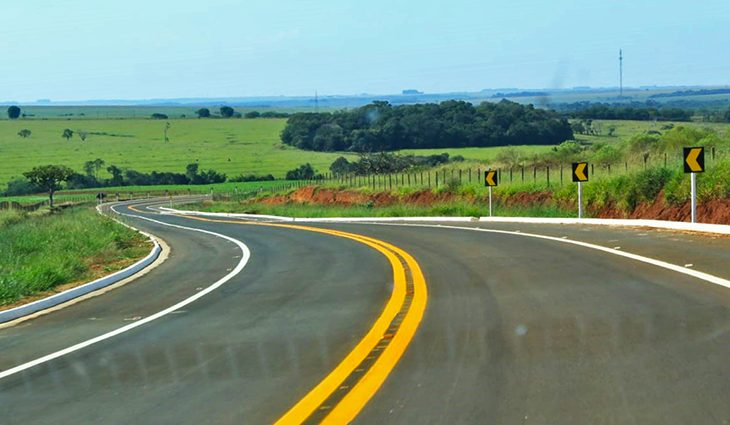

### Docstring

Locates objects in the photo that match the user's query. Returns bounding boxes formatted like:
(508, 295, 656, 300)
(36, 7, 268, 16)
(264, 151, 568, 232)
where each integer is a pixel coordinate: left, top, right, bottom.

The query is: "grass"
(191, 199, 574, 219)
(0, 118, 356, 186)
(0, 207, 150, 306)
(2, 116, 728, 204)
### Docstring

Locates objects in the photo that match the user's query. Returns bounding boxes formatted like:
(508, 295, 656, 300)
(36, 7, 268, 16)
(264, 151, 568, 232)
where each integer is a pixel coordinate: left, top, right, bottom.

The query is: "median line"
(177, 215, 428, 424)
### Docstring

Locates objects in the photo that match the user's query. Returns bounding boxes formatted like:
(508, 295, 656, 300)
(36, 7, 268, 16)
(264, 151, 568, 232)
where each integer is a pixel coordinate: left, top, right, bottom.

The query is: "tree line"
(558, 102, 693, 121)
(281, 100, 574, 152)
(4, 161, 274, 199)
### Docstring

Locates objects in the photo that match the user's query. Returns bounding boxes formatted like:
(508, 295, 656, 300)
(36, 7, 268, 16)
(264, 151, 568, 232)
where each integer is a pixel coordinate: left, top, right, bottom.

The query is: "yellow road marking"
(175, 214, 427, 424)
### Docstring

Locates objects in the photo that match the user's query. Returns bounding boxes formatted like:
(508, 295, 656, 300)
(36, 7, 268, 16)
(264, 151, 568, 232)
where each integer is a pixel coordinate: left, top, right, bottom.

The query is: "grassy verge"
(0, 207, 150, 307)
(189, 199, 575, 218)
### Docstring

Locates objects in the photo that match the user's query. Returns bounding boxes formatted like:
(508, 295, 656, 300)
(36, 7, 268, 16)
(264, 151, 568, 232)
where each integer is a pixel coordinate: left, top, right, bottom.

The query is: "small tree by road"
(62, 129, 74, 141)
(23, 165, 75, 208)
(7, 106, 21, 119)
(195, 108, 211, 118)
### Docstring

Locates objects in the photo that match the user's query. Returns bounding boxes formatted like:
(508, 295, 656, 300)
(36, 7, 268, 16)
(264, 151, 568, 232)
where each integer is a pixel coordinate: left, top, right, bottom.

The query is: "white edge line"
(0, 203, 251, 380)
(0, 204, 162, 324)
(160, 208, 730, 290)
(157, 207, 730, 235)
(364, 222, 730, 290)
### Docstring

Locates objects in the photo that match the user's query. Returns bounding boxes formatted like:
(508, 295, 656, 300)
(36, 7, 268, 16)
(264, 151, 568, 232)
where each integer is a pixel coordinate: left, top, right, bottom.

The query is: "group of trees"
(560, 102, 693, 121)
(329, 152, 461, 175)
(281, 100, 574, 152)
(192, 107, 290, 119)
(194, 107, 241, 119)
(5, 161, 234, 201)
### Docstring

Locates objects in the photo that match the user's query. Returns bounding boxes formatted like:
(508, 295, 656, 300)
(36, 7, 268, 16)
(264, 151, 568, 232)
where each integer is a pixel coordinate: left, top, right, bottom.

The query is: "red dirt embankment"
(258, 187, 730, 224)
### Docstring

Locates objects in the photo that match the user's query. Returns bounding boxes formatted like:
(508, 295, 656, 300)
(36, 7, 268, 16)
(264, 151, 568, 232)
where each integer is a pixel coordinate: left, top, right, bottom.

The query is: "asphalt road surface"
(1, 199, 729, 424)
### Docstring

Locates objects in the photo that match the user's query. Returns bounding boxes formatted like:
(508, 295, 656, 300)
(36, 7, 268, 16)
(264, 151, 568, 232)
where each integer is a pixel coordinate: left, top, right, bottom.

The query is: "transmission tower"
(619, 49, 623, 97)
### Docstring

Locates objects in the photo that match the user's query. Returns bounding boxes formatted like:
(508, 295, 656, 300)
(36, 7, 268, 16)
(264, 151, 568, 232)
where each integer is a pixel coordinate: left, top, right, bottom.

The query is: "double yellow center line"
(176, 215, 428, 424)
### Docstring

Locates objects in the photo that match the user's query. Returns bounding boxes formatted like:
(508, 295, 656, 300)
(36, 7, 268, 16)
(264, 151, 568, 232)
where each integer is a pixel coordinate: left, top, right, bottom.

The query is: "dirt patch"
(254, 186, 730, 224)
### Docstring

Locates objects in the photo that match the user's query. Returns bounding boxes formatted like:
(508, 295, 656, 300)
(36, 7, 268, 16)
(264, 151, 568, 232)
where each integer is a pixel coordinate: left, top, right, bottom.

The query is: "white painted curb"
(0, 204, 162, 324)
(158, 206, 730, 235)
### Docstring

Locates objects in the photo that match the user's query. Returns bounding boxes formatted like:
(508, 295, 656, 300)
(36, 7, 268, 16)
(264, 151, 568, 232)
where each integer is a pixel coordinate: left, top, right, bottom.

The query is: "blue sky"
(1, 0, 729, 101)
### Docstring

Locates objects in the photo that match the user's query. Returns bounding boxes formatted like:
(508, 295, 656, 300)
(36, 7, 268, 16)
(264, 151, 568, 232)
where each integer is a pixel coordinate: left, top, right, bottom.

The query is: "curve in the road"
(365, 223, 730, 290)
(174, 214, 429, 424)
(0, 208, 252, 380)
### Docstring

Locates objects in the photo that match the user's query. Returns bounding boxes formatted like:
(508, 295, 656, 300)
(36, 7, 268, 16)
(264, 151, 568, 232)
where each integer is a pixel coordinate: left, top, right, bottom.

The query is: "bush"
(151, 113, 168, 119)
(286, 163, 318, 180)
(229, 174, 275, 182)
(3, 178, 40, 196)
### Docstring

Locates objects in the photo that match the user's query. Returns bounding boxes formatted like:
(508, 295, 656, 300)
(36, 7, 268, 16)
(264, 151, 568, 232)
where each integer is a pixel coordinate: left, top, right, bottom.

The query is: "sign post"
(572, 162, 589, 218)
(683, 147, 705, 223)
(484, 170, 498, 217)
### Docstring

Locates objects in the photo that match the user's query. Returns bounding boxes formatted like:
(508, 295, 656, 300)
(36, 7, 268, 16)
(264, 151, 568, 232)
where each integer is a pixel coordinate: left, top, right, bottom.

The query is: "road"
(1, 199, 729, 424)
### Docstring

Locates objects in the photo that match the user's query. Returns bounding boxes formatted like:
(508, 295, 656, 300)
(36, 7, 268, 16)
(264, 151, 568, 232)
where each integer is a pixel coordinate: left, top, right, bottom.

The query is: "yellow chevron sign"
(484, 170, 498, 187)
(683, 147, 705, 173)
(572, 162, 588, 182)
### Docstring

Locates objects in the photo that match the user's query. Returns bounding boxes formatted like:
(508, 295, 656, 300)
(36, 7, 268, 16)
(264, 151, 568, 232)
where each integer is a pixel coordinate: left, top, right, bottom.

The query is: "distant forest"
(559, 102, 693, 121)
(281, 100, 574, 152)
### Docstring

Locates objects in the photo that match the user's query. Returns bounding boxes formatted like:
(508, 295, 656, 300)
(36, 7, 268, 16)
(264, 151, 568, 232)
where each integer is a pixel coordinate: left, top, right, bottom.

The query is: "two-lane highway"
(1, 200, 729, 424)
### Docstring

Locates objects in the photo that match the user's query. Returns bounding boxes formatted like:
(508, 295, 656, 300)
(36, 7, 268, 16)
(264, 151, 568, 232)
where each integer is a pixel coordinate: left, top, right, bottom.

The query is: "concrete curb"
(0, 204, 162, 324)
(158, 206, 730, 235)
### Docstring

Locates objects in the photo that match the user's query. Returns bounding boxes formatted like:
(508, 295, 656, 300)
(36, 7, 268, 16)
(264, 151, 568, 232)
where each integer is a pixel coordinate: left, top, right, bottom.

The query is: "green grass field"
(0, 207, 150, 306)
(2, 116, 728, 201)
(0, 118, 357, 186)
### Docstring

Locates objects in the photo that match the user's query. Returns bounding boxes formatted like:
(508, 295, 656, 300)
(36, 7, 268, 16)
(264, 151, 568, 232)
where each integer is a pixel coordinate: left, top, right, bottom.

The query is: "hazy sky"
(2, 0, 729, 101)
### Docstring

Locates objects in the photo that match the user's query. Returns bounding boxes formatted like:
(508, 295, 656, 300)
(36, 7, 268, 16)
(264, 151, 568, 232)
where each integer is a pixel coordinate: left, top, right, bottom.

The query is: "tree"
(7, 106, 21, 119)
(244, 111, 261, 119)
(151, 113, 168, 119)
(83, 161, 96, 177)
(107, 165, 123, 186)
(185, 163, 199, 183)
(220, 106, 235, 118)
(195, 108, 211, 118)
(17, 129, 32, 138)
(329, 156, 352, 175)
(78, 131, 88, 142)
(62, 129, 74, 141)
(286, 163, 317, 180)
(23, 165, 75, 208)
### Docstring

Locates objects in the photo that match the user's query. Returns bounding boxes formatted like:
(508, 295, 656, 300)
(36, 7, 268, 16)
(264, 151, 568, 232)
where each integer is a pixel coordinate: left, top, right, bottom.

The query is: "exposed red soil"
(593, 193, 730, 224)
(256, 186, 730, 224)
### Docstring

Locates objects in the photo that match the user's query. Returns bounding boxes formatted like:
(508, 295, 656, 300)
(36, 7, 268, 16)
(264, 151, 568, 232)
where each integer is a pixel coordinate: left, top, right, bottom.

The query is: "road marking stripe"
(0, 204, 251, 381)
(175, 215, 428, 424)
(361, 222, 730, 290)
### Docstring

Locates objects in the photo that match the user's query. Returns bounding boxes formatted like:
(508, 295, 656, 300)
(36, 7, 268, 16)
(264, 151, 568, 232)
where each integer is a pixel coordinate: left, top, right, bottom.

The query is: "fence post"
(509, 168, 513, 183)
(533, 167, 537, 183)
(468, 168, 472, 183)
(591, 163, 594, 176)
(428, 172, 432, 188)
(560, 165, 563, 185)
(546, 166, 550, 187)
(459, 169, 462, 184)
(435, 171, 439, 188)
(521, 167, 525, 183)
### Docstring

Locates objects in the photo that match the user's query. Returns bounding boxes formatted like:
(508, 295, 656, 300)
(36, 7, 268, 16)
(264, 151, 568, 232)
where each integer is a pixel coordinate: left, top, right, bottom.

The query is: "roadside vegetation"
(0, 207, 150, 306)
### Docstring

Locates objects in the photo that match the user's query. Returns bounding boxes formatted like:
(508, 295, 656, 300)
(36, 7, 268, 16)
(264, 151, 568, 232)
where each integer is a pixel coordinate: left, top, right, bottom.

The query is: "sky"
(1, 0, 729, 101)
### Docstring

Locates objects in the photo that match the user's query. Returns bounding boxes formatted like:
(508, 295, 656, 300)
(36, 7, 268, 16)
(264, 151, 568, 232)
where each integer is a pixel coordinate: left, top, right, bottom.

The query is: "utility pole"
(619, 49, 623, 98)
